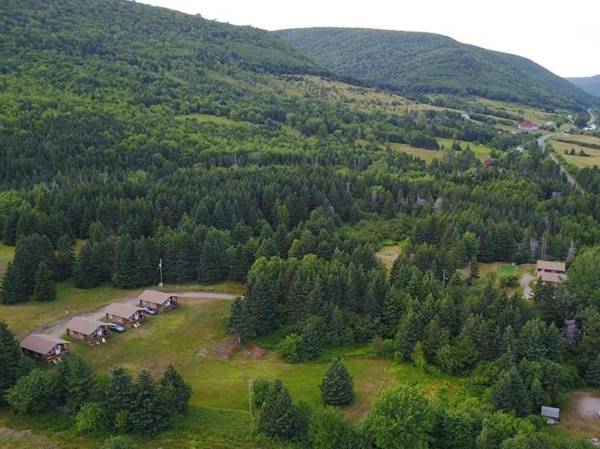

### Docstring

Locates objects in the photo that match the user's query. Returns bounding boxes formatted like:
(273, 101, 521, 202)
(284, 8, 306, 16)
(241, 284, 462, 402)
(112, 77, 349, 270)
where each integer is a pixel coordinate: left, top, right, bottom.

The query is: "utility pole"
(158, 258, 164, 287)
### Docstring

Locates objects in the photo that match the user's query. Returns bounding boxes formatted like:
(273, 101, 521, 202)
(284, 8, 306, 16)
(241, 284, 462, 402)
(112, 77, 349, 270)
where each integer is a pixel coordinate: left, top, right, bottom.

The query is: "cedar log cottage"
(65, 317, 110, 345)
(536, 260, 567, 284)
(20, 334, 70, 363)
(105, 303, 146, 326)
(138, 290, 178, 312)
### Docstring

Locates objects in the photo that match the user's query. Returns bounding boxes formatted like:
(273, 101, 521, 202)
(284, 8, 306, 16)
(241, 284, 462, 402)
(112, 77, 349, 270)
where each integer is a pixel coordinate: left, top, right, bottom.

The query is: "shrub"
(278, 334, 306, 363)
(75, 402, 108, 435)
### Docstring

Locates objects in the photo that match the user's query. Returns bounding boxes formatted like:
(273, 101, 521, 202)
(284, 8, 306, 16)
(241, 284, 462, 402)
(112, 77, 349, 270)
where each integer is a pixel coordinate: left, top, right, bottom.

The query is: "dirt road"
(40, 291, 239, 338)
(521, 273, 535, 300)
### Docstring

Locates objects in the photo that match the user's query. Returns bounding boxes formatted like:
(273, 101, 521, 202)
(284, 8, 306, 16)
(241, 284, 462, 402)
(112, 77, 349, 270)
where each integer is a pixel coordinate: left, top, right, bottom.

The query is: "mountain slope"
(276, 27, 598, 110)
(568, 75, 600, 98)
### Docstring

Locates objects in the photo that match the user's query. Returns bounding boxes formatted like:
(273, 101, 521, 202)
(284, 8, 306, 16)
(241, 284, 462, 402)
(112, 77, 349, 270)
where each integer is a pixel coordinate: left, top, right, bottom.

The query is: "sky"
(139, 0, 599, 77)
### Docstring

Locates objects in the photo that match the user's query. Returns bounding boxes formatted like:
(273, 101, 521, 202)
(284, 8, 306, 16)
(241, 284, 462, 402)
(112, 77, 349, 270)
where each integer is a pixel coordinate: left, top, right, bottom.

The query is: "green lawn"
(0, 280, 245, 338)
(390, 143, 445, 163)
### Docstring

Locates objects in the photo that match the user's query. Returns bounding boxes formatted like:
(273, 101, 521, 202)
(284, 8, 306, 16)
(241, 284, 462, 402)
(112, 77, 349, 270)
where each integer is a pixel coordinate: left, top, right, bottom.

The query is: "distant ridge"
(276, 27, 599, 110)
(568, 75, 600, 98)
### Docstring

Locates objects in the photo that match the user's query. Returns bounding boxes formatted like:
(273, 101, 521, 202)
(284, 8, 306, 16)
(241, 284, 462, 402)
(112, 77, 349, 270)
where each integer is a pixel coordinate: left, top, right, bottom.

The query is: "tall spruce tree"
(586, 354, 600, 387)
(320, 359, 354, 405)
(0, 322, 23, 405)
(197, 228, 228, 283)
(67, 355, 96, 413)
(159, 364, 192, 415)
(1, 262, 27, 304)
(105, 367, 135, 427)
(258, 379, 302, 441)
(54, 234, 75, 281)
(129, 371, 170, 435)
(490, 367, 530, 416)
(112, 236, 138, 288)
(33, 261, 56, 301)
(228, 297, 255, 343)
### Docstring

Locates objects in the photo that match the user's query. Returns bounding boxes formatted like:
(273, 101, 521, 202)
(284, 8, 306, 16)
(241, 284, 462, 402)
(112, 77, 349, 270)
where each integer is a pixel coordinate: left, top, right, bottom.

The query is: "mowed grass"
(0, 280, 245, 338)
(75, 300, 390, 421)
(437, 138, 494, 161)
(0, 243, 14, 275)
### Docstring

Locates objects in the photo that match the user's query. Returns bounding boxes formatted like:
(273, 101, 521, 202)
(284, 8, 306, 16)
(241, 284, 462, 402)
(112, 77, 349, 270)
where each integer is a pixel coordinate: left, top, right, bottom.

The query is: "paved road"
(537, 133, 584, 193)
(40, 291, 239, 338)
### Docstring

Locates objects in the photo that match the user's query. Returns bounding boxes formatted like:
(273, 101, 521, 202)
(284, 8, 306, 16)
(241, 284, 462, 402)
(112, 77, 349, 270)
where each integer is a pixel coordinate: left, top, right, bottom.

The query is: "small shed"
(540, 405, 560, 424)
(105, 303, 146, 326)
(20, 334, 70, 363)
(66, 317, 110, 345)
(138, 290, 177, 312)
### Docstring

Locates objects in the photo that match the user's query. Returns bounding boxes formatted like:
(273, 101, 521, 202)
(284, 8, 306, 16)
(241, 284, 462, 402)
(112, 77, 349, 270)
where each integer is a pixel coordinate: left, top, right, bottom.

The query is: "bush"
(278, 334, 306, 363)
(6, 368, 55, 415)
(250, 377, 273, 413)
(75, 402, 108, 435)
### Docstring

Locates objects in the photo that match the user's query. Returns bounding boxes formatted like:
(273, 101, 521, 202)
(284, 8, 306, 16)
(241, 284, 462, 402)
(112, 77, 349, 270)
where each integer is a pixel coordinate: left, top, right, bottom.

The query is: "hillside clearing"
(560, 389, 600, 438)
(437, 138, 494, 160)
(376, 244, 403, 273)
(551, 139, 600, 168)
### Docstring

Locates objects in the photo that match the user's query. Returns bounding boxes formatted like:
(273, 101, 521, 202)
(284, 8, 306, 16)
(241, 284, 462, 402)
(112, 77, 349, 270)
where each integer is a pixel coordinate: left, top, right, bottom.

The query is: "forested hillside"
(569, 75, 600, 97)
(3, 1, 600, 449)
(276, 27, 599, 111)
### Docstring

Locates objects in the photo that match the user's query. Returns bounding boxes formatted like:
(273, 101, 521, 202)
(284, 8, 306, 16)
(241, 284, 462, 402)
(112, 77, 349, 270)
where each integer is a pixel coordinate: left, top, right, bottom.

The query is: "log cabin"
(105, 303, 146, 327)
(138, 290, 178, 312)
(65, 317, 110, 345)
(20, 334, 70, 363)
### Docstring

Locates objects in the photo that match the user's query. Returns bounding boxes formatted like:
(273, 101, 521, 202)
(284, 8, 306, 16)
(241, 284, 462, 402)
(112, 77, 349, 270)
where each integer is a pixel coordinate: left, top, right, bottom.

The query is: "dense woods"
(1, 1, 600, 449)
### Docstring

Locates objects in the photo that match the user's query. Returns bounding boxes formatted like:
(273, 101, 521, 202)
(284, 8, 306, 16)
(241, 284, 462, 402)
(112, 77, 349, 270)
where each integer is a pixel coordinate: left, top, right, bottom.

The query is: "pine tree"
(67, 355, 96, 413)
(586, 354, 600, 387)
(0, 321, 23, 405)
(228, 297, 255, 343)
(75, 242, 98, 288)
(129, 371, 170, 435)
(112, 236, 138, 288)
(197, 228, 228, 284)
(159, 364, 192, 415)
(105, 367, 135, 427)
(33, 261, 56, 301)
(258, 379, 302, 441)
(1, 262, 28, 304)
(320, 359, 354, 405)
(54, 235, 75, 281)
(490, 367, 530, 416)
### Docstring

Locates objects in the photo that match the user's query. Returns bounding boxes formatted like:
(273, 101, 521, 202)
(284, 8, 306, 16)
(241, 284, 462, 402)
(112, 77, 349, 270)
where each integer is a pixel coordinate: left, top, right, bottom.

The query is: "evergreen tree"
(129, 371, 170, 435)
(67, 355, 96, 413)
(228, 297, 255, 343)
(1, 262, 27, 304)
(105, 367, 135, 428)
(197, 228, 228, 283)
(586, 354, 600, 387)
(320, 359, 354, 405)
(258, 379, 302, 441)
(0, 321, 24, 405)
(33, 261, 56, 301)
(159, 364, 192, 415)
(112, 235, 138, 288)
(54, 234, 75, 281)
(490, 367, 530, 416)
(75, 242, 99, 288)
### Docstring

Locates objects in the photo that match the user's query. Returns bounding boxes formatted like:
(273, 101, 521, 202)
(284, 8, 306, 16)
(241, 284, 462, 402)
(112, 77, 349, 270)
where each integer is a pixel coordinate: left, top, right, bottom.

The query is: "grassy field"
(390, 143, 445, 163)
(551, 139, 600, 168)
(437, 138, 494, 161)
(376, 243, 403, 274)
(0, 280, 245, 338)
(0, 243, 14, 275)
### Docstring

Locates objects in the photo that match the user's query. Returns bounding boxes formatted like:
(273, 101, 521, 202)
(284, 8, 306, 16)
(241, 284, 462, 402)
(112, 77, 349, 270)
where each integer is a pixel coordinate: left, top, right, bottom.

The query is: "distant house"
(138, 290, 178, 312)
(536, 260, 567, 284)
(20, 334, 69, 363)
(540, 405, 560, 424)
(461, 113, 471, 121)
(66, 317, 110, 345)
(518, 120, 538, 131)
(483, 158, 494, 168)
(105, 303, 146, 327)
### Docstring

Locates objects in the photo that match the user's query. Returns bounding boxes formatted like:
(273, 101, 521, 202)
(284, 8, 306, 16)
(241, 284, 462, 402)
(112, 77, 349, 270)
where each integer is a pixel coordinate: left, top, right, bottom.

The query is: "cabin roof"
(536, 260, 566, 272)
(538, 271, 566, 283)
(20, 334, 68, 355)
(66, 317, 106, 335)
(138, 290, 173, 305)
(105, 303, 143, 319)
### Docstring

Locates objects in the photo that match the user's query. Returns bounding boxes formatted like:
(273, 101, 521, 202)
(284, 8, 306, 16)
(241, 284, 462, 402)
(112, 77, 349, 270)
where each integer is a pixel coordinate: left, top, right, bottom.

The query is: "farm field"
(437, 138, 494, 160)
(551, 139, 600, 168)
(389, 142, 445, 163)
(556, 134, 600, 146)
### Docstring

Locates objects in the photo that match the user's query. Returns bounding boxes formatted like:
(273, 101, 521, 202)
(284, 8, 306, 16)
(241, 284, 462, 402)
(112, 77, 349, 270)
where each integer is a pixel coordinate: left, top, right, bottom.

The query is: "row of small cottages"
(20, 290, 177, 362)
